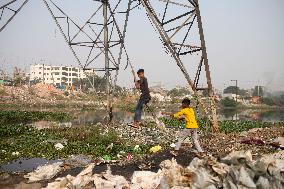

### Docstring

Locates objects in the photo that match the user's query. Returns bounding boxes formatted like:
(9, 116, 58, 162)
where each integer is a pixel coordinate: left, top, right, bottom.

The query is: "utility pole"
(231, 79, 238, 102)
(103, 0, 112, 122)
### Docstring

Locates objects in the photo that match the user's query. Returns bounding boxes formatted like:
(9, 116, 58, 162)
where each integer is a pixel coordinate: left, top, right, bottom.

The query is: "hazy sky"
(0, 0, 283, 91)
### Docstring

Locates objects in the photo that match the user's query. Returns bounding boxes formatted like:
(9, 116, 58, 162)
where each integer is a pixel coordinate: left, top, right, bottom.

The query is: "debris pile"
(32, 83, 64, 99)
(108, 122, 180, 145)
(37, 150, 284, 189)
(24, 162, 63, 183)
(0, 84, 98, 106)
(200, 127, 284, 157)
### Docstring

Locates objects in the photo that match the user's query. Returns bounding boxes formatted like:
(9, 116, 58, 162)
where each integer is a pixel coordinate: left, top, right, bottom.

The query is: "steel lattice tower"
(0, 0, 219, 131)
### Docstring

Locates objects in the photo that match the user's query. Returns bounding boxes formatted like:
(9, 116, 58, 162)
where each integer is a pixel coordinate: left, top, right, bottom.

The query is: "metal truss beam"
(0, 0, 29, 32)
(42, 0, 136, 122)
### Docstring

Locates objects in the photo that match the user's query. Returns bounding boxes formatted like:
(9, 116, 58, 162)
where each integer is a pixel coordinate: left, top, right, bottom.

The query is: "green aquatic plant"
(160, 116, 283, 133)
(0, 110, 72, 124)
(0, 123, 152, 164)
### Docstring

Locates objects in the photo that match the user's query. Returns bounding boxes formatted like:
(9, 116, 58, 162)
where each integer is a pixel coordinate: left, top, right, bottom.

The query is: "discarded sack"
(24, 162, 63, 183)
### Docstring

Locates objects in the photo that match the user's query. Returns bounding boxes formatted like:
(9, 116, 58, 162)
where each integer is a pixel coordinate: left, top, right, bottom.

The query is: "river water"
(69, 108, 284, 126)
(218, 109, 284, 122)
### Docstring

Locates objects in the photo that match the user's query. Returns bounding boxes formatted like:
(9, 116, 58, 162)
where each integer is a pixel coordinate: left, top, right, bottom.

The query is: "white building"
(30, 64, 95, 87)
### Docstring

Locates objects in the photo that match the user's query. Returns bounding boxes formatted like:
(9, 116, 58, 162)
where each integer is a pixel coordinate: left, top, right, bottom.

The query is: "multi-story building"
(30, 64, 95, 87)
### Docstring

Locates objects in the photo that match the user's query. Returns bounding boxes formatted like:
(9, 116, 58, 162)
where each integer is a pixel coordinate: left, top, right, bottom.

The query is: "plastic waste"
(134, 145, 140, 152)
(240, 138, 265, 145)
(221, 150, 253, 165)
(271, 136, 284, 149)
(131, 171, 163, 189)
(43, 163, 95, 189)
(41, 150, 284, 189)
(70, 163, 95, 187)
(11, 151, 20, 156)
(95, 166, 129, 189)
(64, 154, 92, 167)
(149, 145, 162, 153)
(24, 162, 63, 182)
(160, 159, 193, 188)
(127, 153, 133, 161)
(54, 143, 64, 150)
(106, 143, 114, 150)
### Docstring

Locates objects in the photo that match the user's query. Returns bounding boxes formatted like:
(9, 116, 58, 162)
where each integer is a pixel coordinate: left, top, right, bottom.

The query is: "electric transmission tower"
(139, 0, 219, 131)
(40, 0, 136, 121)
(0, 0, 219, 131)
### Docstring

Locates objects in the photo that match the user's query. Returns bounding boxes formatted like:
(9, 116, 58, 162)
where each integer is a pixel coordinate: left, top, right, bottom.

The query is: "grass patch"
(218, 120, 282, 133)
(160, 117, 284, 133)
(0, 124, 150, 164)
(0, 110, 72, 125)
(117, 102, 136, 113)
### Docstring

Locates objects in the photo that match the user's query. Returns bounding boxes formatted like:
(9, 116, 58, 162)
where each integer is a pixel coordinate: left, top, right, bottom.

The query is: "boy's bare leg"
(190, 129, 204, 153)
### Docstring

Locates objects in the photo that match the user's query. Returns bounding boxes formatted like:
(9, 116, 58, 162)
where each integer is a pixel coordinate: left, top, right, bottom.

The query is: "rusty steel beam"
(0, 0, 29, 33)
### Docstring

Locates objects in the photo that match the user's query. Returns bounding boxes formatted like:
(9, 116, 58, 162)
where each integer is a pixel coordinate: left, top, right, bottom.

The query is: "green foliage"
(0, 123, 151, 163)
(261, 97, 275, 106)
(160, 116, 283, 134)
(159, 117, 185, 128)
(117, 102, 136, 113)
(0, 110, 72, 125)
(259, 94, 284, 106)
(223, 86, 239, 94)
(167, 87, 190, 97)
(13, 77, 24, 86)
(0, 110, 156, 163)
(275, 95, 284, 106)
(220, 97, 238, 107)
(219, 120, 277, 133)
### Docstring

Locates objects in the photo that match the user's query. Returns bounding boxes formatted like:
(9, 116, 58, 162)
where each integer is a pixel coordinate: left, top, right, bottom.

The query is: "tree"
(220, 97, 238, 107)
(13, 77, 24, 86)
(261, 97, 275, 106)
(223, 86, 239, 94)
(167, 87, 190, 97)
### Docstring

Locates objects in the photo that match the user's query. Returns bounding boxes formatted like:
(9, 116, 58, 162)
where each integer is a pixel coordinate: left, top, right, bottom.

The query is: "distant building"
(30, 64, 96, 87)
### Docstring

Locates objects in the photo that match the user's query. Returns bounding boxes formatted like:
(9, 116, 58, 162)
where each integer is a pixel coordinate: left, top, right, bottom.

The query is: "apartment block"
(30, 64, 95, 86)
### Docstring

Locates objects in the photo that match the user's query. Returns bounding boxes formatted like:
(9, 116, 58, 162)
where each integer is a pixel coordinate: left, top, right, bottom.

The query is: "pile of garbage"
(0, 84, 98, 106)
(200, 127, 284, 157)
(32, 83, 65, 99)
(111, 122, 180, 145)
(24, 150, 284, 189)
(0, 85, 30, 101)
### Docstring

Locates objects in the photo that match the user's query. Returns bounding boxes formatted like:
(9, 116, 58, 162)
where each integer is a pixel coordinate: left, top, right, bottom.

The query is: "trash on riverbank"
(54, 143, 64, 150)
(24, 162, 63, 183)
(149, 145, 162, 153)
(271, 136, 284, 149)
(37, 150, 284, 189)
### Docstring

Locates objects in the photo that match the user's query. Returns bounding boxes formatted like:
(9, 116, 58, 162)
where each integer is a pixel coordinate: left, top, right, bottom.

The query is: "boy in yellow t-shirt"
(170, 98, 203, 153)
